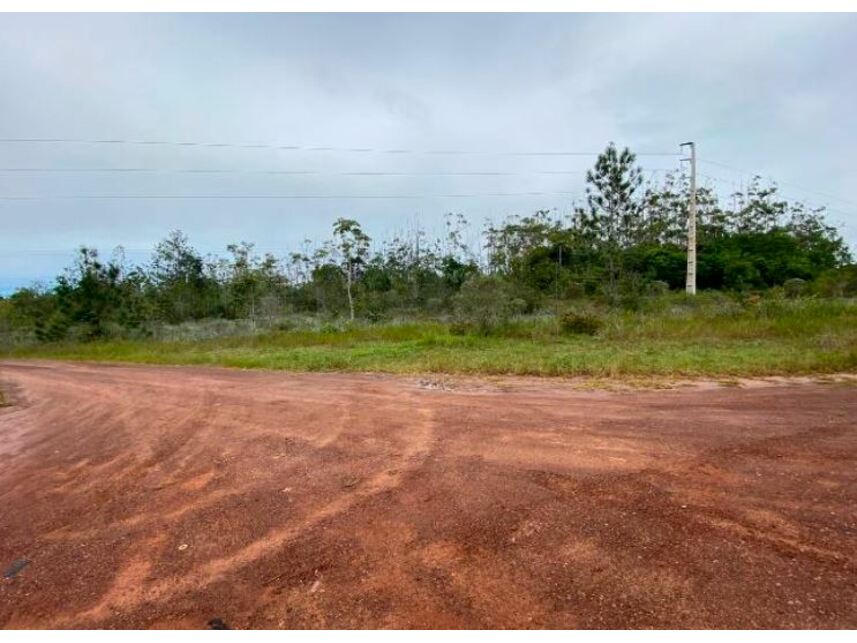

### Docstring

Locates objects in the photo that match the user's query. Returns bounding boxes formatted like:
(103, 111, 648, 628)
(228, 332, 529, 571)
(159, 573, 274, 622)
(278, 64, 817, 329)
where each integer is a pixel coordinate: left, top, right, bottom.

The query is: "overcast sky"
(1, 13, 856, 293)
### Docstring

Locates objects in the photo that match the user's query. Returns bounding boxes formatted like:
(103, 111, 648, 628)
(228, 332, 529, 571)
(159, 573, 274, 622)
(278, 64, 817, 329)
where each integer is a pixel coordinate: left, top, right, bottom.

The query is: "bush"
(34, 313, 71, 342)
(783, 278, 806, 298)
(619, 293, 642, 311)
(275, 320, 295, 332)
(449, 321, 474, 336)
(319, 321, 343, 334)
(452, 275, 523, 335)
(564, 281, 586, 299)
(647, 280, 670, 296)
(812, 265, 857, 297)
(559, 311, 603, 336)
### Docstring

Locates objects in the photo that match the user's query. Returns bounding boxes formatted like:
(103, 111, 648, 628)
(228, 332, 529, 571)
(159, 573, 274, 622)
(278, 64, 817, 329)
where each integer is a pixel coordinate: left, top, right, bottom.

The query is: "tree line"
(1, 143, 854, 342)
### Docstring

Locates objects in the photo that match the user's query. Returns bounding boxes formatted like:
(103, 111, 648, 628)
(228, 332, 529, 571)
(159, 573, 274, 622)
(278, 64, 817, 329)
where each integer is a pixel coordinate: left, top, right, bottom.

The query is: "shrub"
(559, 311, 603, 336)
(452, 275, 523, 335)
(647, 280, 670, 296)
(783, 278, 806, 298)
(319, 321, 342, 334)
(564, 281, 586, 299)
(743, 293, 763, 308)
(34, 313, 70, 343)
(449, 321, 474, 336)
(275, 320, 295, 332)
(604, 289, 643, 311)
(811, 266, 857, 297)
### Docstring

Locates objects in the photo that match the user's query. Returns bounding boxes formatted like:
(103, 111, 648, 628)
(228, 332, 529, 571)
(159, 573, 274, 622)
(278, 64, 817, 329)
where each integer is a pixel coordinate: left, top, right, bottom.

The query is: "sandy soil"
(0, 360, 855, 629)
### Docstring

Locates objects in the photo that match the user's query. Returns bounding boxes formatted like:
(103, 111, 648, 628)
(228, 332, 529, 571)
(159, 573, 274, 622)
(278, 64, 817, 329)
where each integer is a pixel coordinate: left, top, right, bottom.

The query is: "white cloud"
(0, 13, 855, 290)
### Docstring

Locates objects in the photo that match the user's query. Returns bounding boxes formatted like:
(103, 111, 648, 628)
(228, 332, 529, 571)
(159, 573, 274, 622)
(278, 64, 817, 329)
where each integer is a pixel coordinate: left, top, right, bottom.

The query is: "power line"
(0, 248, 152, 256)
(0, 190, 581, 201)
(0, 167, 600, 176)
(697, 173, 855, 219)
(0, 246, 292, 257)
(0, 138, 848, 206)
(698, 158, 857, 209)
(0, 138, 849, 218)
(0, 137, 682, 158)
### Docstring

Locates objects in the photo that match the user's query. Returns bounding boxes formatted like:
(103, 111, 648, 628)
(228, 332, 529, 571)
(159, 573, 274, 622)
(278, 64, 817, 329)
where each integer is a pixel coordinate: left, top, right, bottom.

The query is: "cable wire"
(0, 167, 598, 176)
(0, 137, 682, 157)
(0, 190, 581, 201)
(698, 158, 857, 209)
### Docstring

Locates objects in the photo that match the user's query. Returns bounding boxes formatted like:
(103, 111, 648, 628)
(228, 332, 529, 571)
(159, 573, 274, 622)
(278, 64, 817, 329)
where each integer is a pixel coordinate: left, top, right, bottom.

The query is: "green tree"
(576, 143, 645, 293)
(221, 242, 286, 323)
(51, 247, 125, 339)
(332, 218, 371, 321)
(149, 231, 215, 322)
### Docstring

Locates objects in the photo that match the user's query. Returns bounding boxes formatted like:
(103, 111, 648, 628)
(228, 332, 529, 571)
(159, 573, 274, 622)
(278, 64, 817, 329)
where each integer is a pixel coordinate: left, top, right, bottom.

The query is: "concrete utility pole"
(681, 141, 697, 295)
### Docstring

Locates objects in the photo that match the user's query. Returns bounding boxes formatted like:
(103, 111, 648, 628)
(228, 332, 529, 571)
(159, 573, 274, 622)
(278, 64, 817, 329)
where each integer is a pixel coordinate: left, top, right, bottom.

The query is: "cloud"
(0, 13, 855, 291)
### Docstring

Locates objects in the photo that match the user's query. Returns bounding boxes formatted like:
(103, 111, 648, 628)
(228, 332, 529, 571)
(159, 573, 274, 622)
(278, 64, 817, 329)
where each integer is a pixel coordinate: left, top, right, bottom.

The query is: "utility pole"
(681, 141, 697, 295)
(413, 212, 421, 303)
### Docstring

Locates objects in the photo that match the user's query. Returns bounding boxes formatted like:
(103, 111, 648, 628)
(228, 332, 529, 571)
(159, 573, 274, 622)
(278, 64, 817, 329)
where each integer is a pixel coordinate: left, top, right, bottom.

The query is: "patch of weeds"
(559, 311, 603, 336)
(449, 321, 475, 336)
(319, 321, 343, 334)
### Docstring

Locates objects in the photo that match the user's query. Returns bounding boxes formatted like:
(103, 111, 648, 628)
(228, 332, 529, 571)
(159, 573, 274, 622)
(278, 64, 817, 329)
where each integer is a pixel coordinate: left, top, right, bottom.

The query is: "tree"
(3, 141, 854, 343)
(221, 242, 286, 324)
(575, 143, 644, 293)
(50, 247, 127, 339)
(3, 286, 54, 330)
(149, 230, 214, 322)
(332, 218, 370, 321)
(484, 210, 560, 276)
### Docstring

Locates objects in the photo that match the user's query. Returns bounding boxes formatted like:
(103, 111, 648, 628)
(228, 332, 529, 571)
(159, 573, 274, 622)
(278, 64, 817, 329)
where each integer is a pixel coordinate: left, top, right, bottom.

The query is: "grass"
(2, 296, 856, 379)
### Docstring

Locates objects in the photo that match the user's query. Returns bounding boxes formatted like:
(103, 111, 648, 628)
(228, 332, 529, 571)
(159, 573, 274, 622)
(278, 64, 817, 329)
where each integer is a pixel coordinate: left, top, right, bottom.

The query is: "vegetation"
(3, 294, 855, 377)
(559, 311, 603, 336)
(1, 143, 855, 378)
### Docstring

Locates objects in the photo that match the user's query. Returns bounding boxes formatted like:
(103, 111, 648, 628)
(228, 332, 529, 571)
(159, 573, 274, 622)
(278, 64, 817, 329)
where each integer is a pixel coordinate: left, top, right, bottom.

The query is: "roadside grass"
(3, 296, 856, 378)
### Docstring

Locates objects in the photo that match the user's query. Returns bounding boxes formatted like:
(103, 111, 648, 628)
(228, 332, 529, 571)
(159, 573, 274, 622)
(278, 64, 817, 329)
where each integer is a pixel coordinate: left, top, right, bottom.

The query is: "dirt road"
(0, 361, 855, 629)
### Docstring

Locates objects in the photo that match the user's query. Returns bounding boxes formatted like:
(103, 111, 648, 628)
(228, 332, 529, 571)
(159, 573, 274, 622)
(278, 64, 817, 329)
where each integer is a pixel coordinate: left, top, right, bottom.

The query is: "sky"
(1, 12, 856, 293)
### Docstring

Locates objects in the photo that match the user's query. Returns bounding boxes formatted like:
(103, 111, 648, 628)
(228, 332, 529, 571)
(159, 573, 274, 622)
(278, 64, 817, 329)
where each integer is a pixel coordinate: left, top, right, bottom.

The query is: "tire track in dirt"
(54, 396, 437, 626)
(1, 360, 855, 628)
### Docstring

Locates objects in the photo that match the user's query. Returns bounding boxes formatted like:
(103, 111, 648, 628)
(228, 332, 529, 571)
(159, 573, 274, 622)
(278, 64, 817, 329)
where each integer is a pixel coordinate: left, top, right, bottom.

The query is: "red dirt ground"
(0, 360, 855, 629)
